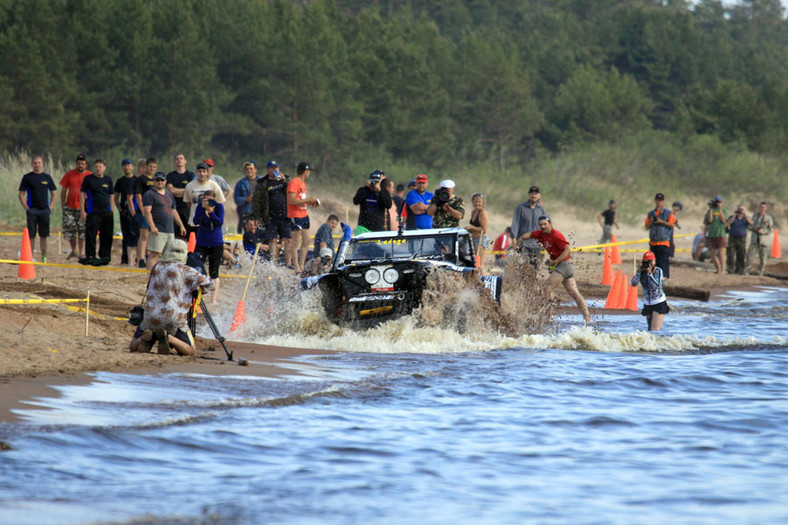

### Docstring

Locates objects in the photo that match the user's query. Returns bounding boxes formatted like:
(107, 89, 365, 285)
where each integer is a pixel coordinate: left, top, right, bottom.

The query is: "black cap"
(655, 193, 665, 200)
(528, 186, 540, 194)
(297, 162, 311, 173)
(76, 154, 87, 162)
(369, 170, 383, 182)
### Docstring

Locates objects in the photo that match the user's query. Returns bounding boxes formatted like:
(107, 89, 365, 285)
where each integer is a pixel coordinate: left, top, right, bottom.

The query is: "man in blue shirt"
(725, 204, 751, 275)
(18, 155, 57, 262)
(233, 161, 262, 233)
(405, 174, 433, 229)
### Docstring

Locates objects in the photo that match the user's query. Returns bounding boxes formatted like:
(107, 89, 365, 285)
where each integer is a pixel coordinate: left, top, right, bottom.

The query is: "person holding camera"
(631, 251, 669, 331)
(194, 190, 224, 303)
(725, 205, 751, 275)
(704, 194, 728, 274)
(130, 239, 214, 356)
(644, 193, 677, 279)
(745, 202, 775, 276)
(428, 179, 464, 228)
(519, 215, 592, 324)
(353, 170, 393, 232)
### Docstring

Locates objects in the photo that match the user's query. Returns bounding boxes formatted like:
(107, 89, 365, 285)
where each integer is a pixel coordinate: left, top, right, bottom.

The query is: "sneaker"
(67, 252, 77, 260)
(138, 259, 146, 269)
(154, 330, 170, 355)
(41, 255, 47, 263)
(135, 329, 154, 353)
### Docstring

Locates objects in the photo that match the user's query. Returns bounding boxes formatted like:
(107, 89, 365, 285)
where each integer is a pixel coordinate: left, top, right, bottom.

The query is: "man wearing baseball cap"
(645, 192, 677, 278)
(114, 158, 140, 264)
(405, 174, 433, 229)
(427, 179, 464, 228)
(202, 159, 232, 200)
(353, 170, 393, 232)
(287, 162, 320, 273)
(512, 186, 547, 267)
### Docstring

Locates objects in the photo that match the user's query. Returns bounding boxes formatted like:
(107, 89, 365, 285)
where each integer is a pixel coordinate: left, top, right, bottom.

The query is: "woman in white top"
(631, 251, 670, 331)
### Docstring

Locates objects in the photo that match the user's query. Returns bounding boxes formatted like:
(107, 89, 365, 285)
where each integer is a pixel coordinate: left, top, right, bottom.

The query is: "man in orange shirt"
(59, 154, 92, 259)
(287, 162, 320, 274)
(644, 192, 677, 279)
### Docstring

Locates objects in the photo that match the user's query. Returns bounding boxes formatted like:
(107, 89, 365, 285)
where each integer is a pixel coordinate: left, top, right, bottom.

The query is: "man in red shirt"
(520, 215, 592, 323)
(59, 154, 92, 259)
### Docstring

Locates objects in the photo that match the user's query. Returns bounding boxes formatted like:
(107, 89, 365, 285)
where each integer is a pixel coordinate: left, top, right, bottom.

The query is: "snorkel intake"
(332, 222, 353, 271)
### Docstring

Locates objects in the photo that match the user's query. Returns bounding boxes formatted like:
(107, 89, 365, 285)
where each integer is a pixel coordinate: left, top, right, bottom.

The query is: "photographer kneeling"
(631, 251, 670, 331)
(130, 239, 214, 356)
(427, 180, 464, 228)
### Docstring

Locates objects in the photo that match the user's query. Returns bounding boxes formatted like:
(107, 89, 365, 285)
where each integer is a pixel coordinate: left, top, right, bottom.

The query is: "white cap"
(319, 247, 333, 258)
(439, 179, 455, 189)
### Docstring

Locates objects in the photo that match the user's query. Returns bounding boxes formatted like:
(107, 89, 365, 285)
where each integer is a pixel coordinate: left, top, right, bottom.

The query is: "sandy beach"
(1, 222, 785, 423)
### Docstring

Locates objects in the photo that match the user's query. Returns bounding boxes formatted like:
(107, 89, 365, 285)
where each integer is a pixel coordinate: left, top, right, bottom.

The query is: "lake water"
(1, 285, 786, 525)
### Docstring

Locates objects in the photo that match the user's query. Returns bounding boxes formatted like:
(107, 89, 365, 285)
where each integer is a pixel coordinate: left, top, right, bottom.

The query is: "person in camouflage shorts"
(745, 201, 775, 276)
(427, 179, 464, 228)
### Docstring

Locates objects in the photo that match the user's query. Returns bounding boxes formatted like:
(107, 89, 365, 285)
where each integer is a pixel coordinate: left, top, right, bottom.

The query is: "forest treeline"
(1, 0, 786, 177)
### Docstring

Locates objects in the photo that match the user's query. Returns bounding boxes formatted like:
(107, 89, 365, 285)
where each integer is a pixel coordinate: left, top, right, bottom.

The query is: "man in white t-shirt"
(183, 162, 225, 233)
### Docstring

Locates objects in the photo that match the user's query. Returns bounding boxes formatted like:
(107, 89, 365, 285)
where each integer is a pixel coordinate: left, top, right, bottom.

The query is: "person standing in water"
(631, 251, 670, 331)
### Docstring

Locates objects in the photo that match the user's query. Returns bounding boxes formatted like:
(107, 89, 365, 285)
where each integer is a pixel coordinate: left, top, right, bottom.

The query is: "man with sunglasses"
(404, 174, 433, 229)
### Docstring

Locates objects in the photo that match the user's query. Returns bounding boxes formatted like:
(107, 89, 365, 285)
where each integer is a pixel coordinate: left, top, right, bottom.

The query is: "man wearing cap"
(114, 159, 140, 265)
(143, 171, 187, 270)
(288, 162, 321, 273)
(405, 174, 433, 229)
(704, 195, 728, 274)
(512, 186, 547, 267)
(18, 155, 57, 263)
(59, 154, 92, 259)
(79, 159, 115, 266)
(596, 200, 618, 244)
(233, 161, 262, 233)
(427, 179, 464, 228)
(518, 216, 592, 323)
(166, 153, 195, 240)
(130, 239, 214, 357)
(183, 162, 225, 235)
(202, 159, 232, 200)
(133, 158, 159, 268)
(645, 192, 677, 278)
(745, 202, 775, 276)
(251, 160, 291, 266)
(354, 170, 393, 232)
(726, 204, 751, 275)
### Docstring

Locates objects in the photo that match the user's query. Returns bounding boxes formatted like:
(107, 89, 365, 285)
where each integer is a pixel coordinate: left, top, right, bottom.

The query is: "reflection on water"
(0, 287, 786, 525)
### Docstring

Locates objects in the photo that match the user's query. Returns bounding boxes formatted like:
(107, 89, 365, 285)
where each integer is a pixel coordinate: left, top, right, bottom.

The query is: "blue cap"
(267, 160, 278, 168)
(714, 194, 723, 202)
(196, 162, 209, 170)
(121, 158, 133, 165)
(408, 180, 417, 187)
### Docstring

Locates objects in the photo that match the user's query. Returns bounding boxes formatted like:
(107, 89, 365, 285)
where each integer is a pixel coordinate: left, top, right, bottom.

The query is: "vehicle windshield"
(345, 234, 458, 262)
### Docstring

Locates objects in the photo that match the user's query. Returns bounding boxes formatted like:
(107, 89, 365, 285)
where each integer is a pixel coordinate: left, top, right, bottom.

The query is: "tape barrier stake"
(85, 289, 90, 337)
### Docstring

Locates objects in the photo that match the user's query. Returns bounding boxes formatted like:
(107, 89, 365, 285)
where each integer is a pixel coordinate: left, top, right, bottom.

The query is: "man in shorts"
(18, 155, 57, 262)
(59, 154, 92, 259)
(142, 172, 187, 269)
(134, 158, 158, 268)
(288, 162, 321, 273)
(518, 215, 592, 323)
(252, 160, 291, 266)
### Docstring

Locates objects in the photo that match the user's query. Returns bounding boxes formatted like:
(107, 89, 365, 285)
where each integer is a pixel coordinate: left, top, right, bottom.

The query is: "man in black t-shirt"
(17, 155, 57, 262)
(251, 160, 291, 265)
(166, 153, 195, 240)
(79, 159, 114, 266)
(596, 200, 618, 244)
(114, 158, 140, 264)
(133, 158, 158, 268)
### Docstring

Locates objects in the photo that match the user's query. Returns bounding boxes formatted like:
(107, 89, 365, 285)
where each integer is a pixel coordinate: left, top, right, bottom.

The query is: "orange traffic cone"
(604, 270, 622, 309)
(615, 272, 629, 309)
(230, 300, 245, 333)
(18, 228, 36, 280)
(187, 231, 196, 252)
(611, 234, 622, 265)
(626, 281, 639, 311)
(601, 247, 613, 285)
(771, 230, 781, 258)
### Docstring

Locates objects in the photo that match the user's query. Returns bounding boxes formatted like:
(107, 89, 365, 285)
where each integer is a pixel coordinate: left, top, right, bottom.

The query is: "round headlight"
(383, 268, 399, 284)
(364, 269, 380, 284)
